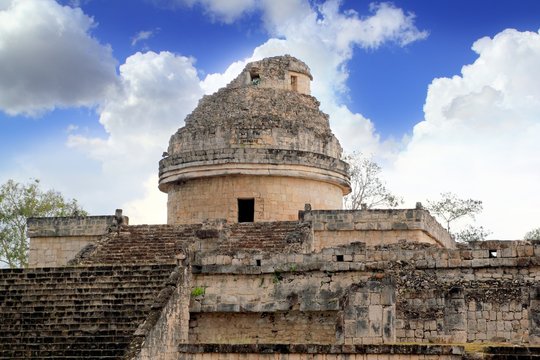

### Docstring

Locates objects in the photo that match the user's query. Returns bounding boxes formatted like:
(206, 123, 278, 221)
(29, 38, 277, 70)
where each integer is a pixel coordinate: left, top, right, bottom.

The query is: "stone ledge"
(27, 215, 128, 238)
(482, 345, 540, 355)
(300, 209, 454, 249)
(160, 148, 348, 173)
(192, 254, 539, 275)
(178, 343, 464, 355)
(159, 148, 350, 192)
(159, 161, 350, 194)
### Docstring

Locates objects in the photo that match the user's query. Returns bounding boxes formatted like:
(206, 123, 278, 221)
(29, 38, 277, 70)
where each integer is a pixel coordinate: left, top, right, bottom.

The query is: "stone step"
(0, 264, 177, 358)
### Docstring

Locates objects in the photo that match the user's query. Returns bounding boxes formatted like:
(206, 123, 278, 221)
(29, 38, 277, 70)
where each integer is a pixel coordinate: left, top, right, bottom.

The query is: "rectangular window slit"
(291, 75, 297, 91)
(238, 198, 255, 223)
(256, 259, 261, 266)
(489, 250, 498, 258)
(336, 255, 344, 262)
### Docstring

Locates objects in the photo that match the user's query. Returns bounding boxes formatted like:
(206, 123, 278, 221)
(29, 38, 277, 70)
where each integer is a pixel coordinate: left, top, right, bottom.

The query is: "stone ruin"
(1, 55, 539, 359)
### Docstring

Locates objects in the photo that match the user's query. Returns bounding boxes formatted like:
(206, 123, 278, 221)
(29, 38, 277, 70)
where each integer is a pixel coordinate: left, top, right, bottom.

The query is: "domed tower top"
(227, 55, 313, 95)
(159, 55, 350, 224)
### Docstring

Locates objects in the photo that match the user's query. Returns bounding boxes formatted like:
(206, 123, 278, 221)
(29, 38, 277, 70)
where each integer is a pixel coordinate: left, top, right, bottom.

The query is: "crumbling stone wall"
(167, 87, 341, 157)
(27, 214, 127, 267)
(188, 239, 540, 347)
(227, 55, 312, 95)
(159, 55, 350, 225)
(300, 209, 454, 251)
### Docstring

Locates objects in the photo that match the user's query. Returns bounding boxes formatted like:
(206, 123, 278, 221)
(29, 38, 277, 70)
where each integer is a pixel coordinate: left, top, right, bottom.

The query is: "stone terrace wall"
(27, 214, 127, 267)
(178, 344, 464, 360)
(299, 209, 454, 251)
(166, 176, 344, 225)
(189, 240, 540, 347)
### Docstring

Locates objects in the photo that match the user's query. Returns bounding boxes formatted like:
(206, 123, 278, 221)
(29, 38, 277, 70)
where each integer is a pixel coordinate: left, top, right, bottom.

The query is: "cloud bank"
(0, 0, 117, 116)
(5, 0, 538, 238)
(68, 51, 204, 223)
(67, 0, 427, 223)
(202, 0, 427, 156)
(387, 29, 540, 238)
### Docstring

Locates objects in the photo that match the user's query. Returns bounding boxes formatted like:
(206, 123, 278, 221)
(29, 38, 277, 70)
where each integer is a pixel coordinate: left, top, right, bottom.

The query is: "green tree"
(454, 225, 492, 243)
(0, 179, 86, 268)
(426, 192, 483, 233)
(343, 152, 402, 210)
(524, 227, 540, 240)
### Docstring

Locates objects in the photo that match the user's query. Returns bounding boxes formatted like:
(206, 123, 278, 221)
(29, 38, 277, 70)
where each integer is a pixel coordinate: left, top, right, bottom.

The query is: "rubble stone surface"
(159, 55, 350, 224)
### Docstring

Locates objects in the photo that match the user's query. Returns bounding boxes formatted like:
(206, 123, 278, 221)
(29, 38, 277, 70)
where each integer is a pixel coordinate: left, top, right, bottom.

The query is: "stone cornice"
(159, 161, 351, 194)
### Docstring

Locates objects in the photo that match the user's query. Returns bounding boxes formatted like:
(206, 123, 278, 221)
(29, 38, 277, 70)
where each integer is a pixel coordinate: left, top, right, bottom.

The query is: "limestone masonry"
(159, 55, 350, 224)
(1, 55, 539, 360)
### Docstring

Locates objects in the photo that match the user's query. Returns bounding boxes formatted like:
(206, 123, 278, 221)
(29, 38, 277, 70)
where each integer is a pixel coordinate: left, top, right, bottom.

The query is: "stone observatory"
(159, 55, 351, 224)
(5, 55, 540, 360)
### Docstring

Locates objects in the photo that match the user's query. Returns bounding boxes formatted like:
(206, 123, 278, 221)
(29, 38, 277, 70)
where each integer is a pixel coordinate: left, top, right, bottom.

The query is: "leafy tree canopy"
(0, 179, 86, 268)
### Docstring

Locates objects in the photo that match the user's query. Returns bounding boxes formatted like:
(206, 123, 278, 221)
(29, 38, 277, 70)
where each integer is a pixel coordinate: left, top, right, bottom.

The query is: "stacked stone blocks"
(0, 264, 177, 359)
(27, 214, 128, 267)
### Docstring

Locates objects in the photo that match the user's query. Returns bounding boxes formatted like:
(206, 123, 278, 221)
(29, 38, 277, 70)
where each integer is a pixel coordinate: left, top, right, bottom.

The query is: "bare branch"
(524, 227, 540, 240)
(343, 152, 402, 210)
(426, 192, 484, 235)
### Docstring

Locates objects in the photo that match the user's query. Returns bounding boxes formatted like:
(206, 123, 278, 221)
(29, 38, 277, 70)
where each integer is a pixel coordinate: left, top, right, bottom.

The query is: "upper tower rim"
(159, 55, 351, 195)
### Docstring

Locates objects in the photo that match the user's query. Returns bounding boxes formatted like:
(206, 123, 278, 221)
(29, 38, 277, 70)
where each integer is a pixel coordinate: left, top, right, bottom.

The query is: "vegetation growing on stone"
(191, 286, 205, 297)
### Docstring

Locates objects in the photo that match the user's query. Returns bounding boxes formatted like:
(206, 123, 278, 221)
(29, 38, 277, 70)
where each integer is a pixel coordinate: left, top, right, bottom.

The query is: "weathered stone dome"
(159, 55, 350, 224)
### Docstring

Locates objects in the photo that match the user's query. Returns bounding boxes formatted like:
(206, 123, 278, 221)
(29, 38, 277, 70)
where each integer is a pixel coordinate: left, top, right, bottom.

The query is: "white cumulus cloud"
(131, 29, 157, 46)
(151, 0, 256, 23)
(68, 51, 204, 218)
(67, 0, 425, 223)
(387, 29, 540, 239)
(201, 1, 427, 156)
(0, 0, 117, 116)
(3, 0, 427, 225)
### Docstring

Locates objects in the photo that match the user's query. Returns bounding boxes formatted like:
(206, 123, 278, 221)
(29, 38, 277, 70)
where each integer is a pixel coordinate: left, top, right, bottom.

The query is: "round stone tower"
(159, 55, 351, 224)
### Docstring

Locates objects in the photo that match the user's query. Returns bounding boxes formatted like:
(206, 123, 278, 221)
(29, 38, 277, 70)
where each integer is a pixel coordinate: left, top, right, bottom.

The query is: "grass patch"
(191, 286, 205, 297)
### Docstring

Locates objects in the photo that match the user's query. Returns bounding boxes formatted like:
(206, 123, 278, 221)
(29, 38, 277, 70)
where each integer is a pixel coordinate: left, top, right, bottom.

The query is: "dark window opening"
(489, 250, 498, 258)
(256, 259, 262, 266)
(336, 255, 344, 262)
(291, 75, 298, 91)
(250, 71, 260, 85)
(238, 198, 255, 223)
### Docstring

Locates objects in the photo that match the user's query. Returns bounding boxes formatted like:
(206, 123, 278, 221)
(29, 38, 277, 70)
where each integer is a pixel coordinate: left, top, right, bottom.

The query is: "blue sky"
(1, 0, 540, 239)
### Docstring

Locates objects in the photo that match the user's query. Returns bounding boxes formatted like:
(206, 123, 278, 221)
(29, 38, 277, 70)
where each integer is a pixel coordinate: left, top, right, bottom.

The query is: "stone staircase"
(75, 222, 308, 265)
(223, 221, 307, 252)
(77, 225, 203, 265)
(0, 264, 176, 359)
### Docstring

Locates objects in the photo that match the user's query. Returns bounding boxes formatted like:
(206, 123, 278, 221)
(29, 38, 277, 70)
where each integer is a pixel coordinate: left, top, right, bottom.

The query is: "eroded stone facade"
(159, 55, 350, 224)
(27, 213, 128, 267)
(10, 55, 540, 360)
